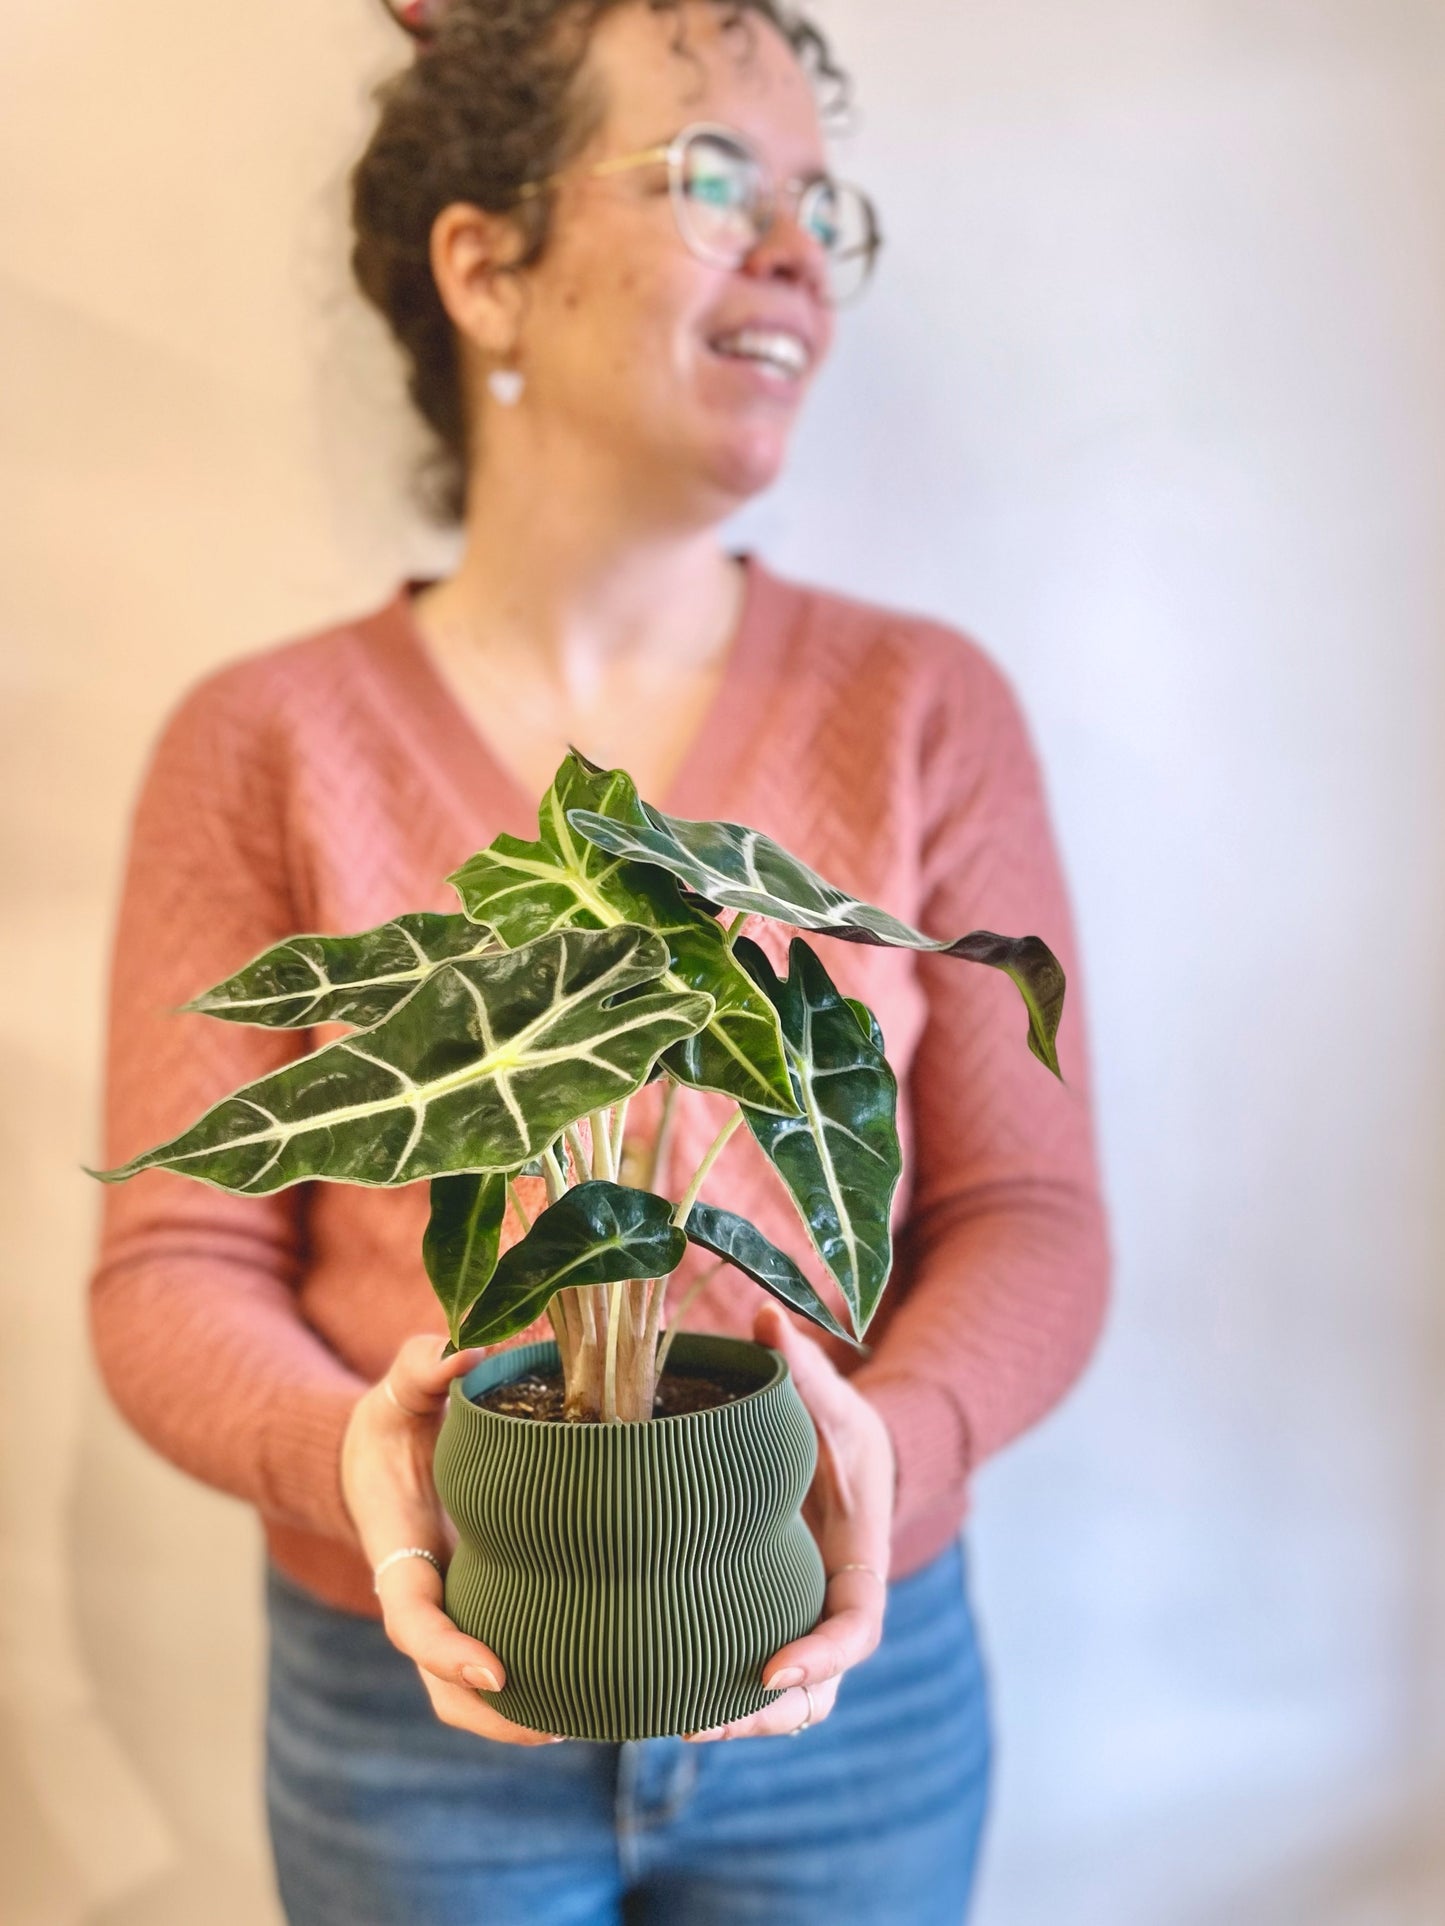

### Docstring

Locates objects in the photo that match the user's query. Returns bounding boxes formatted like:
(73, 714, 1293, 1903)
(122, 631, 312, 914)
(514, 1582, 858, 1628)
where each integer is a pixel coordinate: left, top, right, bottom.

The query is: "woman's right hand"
(340, 1333, 563, 1746)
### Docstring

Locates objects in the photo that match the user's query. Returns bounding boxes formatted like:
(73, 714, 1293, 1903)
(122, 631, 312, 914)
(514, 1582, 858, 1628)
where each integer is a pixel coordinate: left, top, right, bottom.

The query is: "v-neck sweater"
(90, 557, 1109, 1612)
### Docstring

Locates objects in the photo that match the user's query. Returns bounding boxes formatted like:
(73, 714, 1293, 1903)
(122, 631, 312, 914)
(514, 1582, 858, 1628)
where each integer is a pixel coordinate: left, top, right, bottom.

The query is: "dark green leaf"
(734, 937, 902, 1337)
(458, 1180, 686, 1348)
(184, 912, 496, 1029)
(423, 1171, 509, 1346)
(683, 1201, 858, 1347)
(568, 800, 1066, 1076)
(448, 752, 797, 1115)
(845, 997, 885, 1054)
(93, 925, 713, 1195)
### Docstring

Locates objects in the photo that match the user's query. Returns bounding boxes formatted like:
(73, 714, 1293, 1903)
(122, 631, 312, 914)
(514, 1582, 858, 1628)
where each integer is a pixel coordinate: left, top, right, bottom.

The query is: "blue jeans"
(265, 1542, 991, 1924)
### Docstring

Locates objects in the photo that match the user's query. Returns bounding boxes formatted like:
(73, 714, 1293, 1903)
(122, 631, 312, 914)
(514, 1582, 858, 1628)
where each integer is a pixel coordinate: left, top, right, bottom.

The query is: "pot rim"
(450, 1333, 787, 1428)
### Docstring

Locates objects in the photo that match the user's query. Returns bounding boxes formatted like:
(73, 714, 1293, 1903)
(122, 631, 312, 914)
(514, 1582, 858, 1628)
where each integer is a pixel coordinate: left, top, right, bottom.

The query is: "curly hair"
(351, 1, 850, 522)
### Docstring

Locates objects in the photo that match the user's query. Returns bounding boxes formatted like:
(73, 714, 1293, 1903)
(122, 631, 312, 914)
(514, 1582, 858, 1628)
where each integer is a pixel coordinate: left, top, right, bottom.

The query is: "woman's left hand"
(684, 1300, 896, 1742)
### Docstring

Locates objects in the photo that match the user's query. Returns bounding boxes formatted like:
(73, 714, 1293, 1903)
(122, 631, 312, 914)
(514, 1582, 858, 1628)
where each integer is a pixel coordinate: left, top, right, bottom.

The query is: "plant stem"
(559, 1286, 603, 1422)
(646, 1078, 680, 1194)
(655, 1259, 726, 1381)
(625, 1276, 654, 1418)
(547, 1299, 572, 1369)
(564, 1124, 593, 1184)
(610, 1095, 629, 1177)
(724, 911, 752, 950)
(506, 1177, 533, 1233)
(541, 1145, 567, 1204)
(671, 1110, 743, 1228)
(603, 1280, 623, 1422)
(589, 1109, 616, 1184)
(556, 1287, 581, 1350)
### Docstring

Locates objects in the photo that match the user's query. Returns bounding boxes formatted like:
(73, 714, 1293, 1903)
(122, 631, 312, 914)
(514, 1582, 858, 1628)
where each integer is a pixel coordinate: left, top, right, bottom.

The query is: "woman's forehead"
(583, 4, 824, 166)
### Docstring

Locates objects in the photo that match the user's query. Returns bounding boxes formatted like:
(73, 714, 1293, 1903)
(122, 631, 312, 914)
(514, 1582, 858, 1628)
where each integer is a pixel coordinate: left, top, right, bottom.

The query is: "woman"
(91, 2, 1109, 1920)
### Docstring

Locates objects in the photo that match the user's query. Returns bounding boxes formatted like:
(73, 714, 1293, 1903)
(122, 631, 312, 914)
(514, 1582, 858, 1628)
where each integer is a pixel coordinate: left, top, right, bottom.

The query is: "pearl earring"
(487, 367, 525, 407)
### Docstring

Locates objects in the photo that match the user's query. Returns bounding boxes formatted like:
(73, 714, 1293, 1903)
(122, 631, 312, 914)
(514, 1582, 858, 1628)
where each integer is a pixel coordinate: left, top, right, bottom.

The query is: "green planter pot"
(433, 1333, 825, 1741)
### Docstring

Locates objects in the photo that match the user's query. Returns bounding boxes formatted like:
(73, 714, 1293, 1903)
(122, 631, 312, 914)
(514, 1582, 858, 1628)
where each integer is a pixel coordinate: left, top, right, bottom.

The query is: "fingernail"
(764, 1666, 804, 1691)
(462, 1664, 501, 1692)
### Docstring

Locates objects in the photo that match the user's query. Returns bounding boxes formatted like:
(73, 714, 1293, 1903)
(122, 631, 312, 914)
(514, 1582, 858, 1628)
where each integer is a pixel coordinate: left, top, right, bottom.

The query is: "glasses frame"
(520, 120, 883, 306)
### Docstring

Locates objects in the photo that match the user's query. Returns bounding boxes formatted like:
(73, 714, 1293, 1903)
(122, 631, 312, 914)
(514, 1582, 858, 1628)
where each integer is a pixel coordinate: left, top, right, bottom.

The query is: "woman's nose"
(741, 205, 829, 303)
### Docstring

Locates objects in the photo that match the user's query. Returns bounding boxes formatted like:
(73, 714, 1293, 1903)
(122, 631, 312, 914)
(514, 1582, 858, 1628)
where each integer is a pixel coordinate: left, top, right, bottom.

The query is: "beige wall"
(3, 3, 1444, 1922)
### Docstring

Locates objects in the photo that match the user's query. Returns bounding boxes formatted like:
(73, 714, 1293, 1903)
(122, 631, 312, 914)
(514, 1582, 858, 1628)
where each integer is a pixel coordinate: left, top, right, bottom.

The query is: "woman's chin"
(699, 425, 795, 508)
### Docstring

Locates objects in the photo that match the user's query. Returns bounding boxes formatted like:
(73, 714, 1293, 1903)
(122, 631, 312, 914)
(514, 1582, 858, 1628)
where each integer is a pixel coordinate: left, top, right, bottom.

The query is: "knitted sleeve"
(853, 642, 1111, 1545)
(89, 671, 365, 1544)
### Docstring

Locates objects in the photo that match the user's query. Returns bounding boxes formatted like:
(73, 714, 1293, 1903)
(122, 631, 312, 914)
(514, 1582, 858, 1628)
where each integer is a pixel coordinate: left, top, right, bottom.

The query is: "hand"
(340, 1334, 562, 1746)
(684, 1301, 896, 1742)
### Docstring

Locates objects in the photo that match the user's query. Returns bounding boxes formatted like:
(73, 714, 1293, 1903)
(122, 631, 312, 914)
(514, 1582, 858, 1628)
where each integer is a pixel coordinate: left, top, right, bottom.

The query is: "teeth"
(713, 328, 810, 377)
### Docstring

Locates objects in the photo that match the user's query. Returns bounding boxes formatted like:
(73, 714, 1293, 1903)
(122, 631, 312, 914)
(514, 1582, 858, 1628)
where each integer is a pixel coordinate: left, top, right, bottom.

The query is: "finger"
(375, 1559, 507, 1693)
(760, 1602, 881, 1693)
(751, 1304, 879, 1520)
(419, 1673, 564, 1746)
(752, 1304, 850, 1413)
(386, 1335, 486, 1417)
(753, 1300, 826, 1388)
(685, 1677, 840, 1743)
(346, 1433, 453, 1565)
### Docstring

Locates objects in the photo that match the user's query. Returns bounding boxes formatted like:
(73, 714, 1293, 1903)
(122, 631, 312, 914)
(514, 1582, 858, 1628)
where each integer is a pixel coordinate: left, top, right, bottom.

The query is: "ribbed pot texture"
(433, 1333, 825, 1741)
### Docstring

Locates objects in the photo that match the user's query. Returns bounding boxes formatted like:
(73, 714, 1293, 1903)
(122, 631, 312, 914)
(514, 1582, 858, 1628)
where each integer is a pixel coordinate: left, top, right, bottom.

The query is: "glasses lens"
(802, 179, 880, 305)
(676, 131, 763, 264)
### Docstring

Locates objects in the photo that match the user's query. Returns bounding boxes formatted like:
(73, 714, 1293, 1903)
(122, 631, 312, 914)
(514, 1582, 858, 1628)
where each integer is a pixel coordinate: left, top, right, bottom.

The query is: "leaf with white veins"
(734, 936, 902, 1337)
(683, 1201, 858, 1347)
(457, 1181, 686, 1349)
(186, 912, 496, 1029)
(423, 1171, 509, 1345)
(448, 751, 798, 1115)
(93, 925, 713, 1194)
(568, 799, 1066, 1075)
(845, 997, 885, 1054)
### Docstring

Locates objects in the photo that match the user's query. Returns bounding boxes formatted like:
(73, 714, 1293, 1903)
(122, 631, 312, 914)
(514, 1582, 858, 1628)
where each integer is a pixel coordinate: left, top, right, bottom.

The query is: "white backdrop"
(3, 4, 1443, 1922)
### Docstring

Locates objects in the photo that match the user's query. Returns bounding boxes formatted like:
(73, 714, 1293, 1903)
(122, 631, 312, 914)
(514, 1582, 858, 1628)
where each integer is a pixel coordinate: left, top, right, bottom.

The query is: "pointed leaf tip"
(732, 936, 900, 1336)
(97, 924, 711, 1196)
(683, 1201, 861, 1348)
(566, 802, 1067, 1075)
(423, 1170, 509, 1346)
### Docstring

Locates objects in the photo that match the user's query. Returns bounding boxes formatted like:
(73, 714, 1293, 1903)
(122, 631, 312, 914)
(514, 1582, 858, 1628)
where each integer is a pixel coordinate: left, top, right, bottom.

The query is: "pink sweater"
(91, 557, 1109, 1613)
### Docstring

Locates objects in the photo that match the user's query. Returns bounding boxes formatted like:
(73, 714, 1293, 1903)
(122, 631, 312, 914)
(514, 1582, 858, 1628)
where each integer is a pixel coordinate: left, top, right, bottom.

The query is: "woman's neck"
(416, 449, 745, 704)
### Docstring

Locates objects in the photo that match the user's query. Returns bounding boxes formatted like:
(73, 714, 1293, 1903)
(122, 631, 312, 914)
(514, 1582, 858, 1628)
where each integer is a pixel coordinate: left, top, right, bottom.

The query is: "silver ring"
(372, 1546, 443, 1592)
(827, 1561, 888, 1588)
(787, 1684, 815, 1737)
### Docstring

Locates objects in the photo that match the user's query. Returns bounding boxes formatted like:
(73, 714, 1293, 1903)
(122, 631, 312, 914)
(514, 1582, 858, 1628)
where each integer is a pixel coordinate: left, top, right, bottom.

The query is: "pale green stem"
(506, 1177, 533, 1233)
(603, 1280, 624, 1423)
(640, 1274, 665, 1361)
(578, 1284, 601, 1351)
(589, 1109, 616, 1184)
(610, 1094, 629, 1176)
(655, 1259, 726, 1381)
(671, 1110, 743, 1228)
(724, 911, 752, 951)
(556, 1288, 581, 1350)
(541, 1145, 567, 1204)
(564, 1124, 593, 1184)
(645, 1078, 680, 1194)
(546, 1299, 570, 1363)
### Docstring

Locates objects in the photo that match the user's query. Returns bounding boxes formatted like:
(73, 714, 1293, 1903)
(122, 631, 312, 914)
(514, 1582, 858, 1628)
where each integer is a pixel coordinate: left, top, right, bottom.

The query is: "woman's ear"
(429, 202, 530, 357)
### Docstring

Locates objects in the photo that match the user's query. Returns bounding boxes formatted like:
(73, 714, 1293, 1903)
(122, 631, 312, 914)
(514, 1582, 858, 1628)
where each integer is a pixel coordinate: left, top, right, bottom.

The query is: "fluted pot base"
(433, 1335, 825, 1741)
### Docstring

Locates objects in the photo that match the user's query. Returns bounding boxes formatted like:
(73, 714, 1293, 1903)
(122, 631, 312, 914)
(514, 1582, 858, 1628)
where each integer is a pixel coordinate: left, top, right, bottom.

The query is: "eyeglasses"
(521, 121, 882, 307)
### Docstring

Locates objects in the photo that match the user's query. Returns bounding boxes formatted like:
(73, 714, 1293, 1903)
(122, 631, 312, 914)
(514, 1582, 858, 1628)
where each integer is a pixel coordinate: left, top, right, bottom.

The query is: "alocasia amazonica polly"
(95, 750, 1067, 1423)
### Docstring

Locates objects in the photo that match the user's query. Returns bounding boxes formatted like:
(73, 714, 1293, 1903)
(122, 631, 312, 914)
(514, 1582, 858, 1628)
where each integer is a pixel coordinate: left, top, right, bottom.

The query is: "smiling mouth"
(708, 327, 813, 380)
